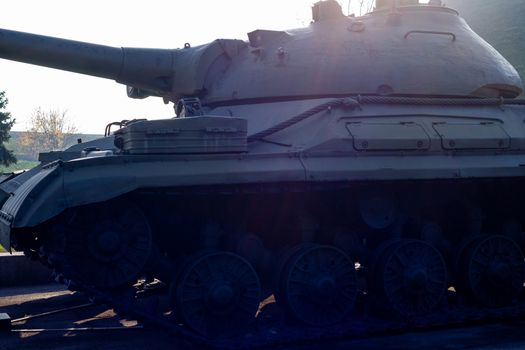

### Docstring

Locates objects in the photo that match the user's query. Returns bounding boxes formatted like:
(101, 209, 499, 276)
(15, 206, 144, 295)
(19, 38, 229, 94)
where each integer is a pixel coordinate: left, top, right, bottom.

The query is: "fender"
(0, 153, 307, 249)
(0, 160, 139, 249)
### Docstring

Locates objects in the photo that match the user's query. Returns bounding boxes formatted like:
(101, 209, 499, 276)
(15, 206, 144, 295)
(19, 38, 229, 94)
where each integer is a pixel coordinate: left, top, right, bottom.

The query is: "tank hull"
(1, 0, 525, 342)
(0, 98, 525, 338)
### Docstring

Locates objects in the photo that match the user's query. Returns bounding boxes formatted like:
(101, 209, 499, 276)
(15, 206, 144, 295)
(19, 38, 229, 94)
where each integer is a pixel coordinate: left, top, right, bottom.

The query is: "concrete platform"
(2, 284, 525, 350)
(0, 253, 54, 287)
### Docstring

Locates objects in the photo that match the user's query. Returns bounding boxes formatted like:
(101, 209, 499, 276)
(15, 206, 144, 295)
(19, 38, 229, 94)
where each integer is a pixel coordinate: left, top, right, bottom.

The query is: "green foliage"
(0, 159, 39, 173)
(6, 131, 102, 162)
(19, 108, 78, 157)
(18, 108, 77, 159)
(0, 91, 16, 166)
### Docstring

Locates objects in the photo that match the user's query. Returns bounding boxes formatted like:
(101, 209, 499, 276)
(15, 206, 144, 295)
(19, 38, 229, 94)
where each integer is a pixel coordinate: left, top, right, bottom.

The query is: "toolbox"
(114, 116, 247, 154)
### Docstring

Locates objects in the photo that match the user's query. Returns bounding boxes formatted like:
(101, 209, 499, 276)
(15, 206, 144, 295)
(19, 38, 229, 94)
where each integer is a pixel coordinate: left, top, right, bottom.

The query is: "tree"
(20, 108, 78, 157)
(0, 91, 16, 166)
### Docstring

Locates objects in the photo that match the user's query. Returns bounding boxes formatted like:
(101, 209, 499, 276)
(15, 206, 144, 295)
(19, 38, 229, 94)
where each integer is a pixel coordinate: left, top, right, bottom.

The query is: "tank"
(1, 0, 525, 342)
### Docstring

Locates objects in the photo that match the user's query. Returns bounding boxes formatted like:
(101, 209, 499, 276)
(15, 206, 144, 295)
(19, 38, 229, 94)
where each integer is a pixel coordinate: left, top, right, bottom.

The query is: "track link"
(56, 274, 525, 349)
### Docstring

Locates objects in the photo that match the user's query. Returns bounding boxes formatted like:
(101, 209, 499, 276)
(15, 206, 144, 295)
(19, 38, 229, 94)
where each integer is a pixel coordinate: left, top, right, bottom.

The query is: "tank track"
(44, 264, 525, 349)
(17, 179, 525, 348)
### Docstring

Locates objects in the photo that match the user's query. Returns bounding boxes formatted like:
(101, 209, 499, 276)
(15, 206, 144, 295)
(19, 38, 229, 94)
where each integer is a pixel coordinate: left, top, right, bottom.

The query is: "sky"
(0, 0, 430, 134)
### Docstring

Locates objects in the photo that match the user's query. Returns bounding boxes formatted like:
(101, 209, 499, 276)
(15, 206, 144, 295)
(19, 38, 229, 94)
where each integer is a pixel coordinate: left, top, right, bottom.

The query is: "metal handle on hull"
(404, 30, 456, 41)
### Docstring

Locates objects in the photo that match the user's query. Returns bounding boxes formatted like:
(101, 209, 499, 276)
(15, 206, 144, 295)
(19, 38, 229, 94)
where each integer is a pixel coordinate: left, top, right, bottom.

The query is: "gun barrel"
(0, 28, 174, 93)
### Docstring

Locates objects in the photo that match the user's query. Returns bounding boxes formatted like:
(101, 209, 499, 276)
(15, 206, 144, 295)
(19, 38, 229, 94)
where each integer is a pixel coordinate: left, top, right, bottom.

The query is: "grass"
(0, 245, 6, 253)
(0, 160, 39, 173)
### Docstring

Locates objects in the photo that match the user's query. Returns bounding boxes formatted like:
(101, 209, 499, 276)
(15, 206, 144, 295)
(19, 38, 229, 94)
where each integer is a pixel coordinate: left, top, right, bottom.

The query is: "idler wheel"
(372, 239, 447, 316)
(276, 244, 358, 326)
(63, 201, 152, 288)
(456, 235, 525, 307)
(173, 251, 261, 338)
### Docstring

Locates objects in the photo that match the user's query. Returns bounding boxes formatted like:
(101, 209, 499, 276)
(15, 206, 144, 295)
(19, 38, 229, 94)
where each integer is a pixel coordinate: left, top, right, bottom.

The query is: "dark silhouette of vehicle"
(1, 0, 525, 340)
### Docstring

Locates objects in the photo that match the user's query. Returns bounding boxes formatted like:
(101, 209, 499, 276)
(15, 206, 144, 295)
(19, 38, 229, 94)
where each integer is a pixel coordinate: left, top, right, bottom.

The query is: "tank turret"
(0, 0, 522, 110)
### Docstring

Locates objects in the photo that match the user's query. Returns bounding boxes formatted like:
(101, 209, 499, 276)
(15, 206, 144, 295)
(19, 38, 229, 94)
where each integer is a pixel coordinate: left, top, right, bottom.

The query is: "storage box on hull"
(114, 116, 248, 154)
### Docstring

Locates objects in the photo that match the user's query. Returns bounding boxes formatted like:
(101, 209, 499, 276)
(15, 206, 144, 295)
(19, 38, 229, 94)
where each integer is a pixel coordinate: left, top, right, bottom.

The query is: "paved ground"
(2, 284, 525, 350)
(0, 284, 194, 350)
